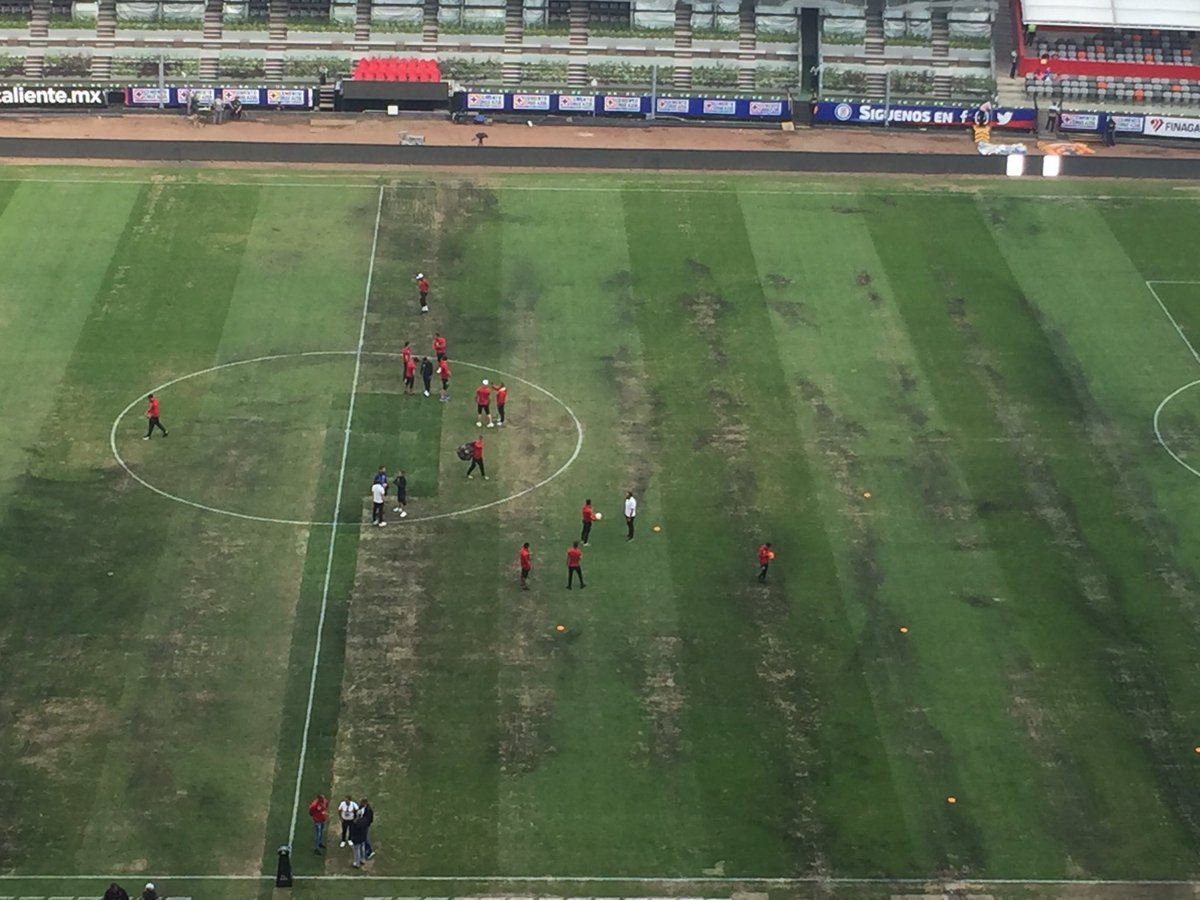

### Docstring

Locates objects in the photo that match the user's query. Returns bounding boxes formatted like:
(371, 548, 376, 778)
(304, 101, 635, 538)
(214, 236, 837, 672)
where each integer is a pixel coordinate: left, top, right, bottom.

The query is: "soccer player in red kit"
(437, 358, 451, 402)
(566, 541, 585, 590)
(495, 382, 507, 426)
(519, 542, 532, 590)
(401, 340, 412, 371)
(466, 435, 486, 479)
(144, 394, 167, 440)
(416, 273, 430, 313)
(403, 354, 417, 394)
(433, 333, 447, 361)
(758, 542, 774, 583)
(475, 380, 493, 428)
(580, 499, 594, 546)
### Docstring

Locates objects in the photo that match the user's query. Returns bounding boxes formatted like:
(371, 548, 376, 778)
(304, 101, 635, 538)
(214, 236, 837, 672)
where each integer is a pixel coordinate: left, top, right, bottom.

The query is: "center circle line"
(109, 351, 585, 526)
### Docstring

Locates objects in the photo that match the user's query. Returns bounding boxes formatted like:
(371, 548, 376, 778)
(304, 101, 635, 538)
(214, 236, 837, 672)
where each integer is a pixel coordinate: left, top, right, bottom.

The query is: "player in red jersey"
(495, 382, 507, 426)
(758, 542, 774, 583)
(437, 357, 451, 402)
(580, 499, 594, 546)
(519, 542, 532, 590)
(401, 340, 412, 372)
(433, 333, 447, 361)
(416, 273, 430, 313)
(566, 541, 585, 590)
(144, 394, 168, 440)
(466, 435, 487, 480)
(475, 379, 493, 428)
(403, 354, 417, 395)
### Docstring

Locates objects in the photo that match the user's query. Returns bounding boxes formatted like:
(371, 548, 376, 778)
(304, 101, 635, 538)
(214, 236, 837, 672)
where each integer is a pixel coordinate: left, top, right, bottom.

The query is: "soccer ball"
(475, 421, 482, 427)
(593, 512, 602, 521)
(482, 378, 489, 386)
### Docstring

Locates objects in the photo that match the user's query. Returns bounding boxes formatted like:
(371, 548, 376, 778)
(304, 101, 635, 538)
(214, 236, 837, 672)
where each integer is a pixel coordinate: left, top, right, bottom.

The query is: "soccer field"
(3, 167, 1200, 900)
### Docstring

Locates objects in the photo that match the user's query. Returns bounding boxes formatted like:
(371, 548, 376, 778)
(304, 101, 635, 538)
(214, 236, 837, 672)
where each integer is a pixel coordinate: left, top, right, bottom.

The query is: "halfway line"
(286, 184, 386, 846)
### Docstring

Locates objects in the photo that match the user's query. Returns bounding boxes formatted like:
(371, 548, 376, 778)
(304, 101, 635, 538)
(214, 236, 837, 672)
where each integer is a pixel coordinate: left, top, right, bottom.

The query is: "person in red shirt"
(401, 339, 412, 372)
(308, 793, 329, 853)
(416, 273, 430, 313)
(403, 354, 417, 395)
(758, 542, 774, 583)
(566, 541, 585, 590)
(437, 357, 451, 402)
(580, 498, 594, 546)
(466, 435, 487, 480)
(495, 382, 507, 426)
(475, 379, 493, 428)
(144, 394, 168, 440)
(519, 541, 532, 590)
(433, 332, 447, 361)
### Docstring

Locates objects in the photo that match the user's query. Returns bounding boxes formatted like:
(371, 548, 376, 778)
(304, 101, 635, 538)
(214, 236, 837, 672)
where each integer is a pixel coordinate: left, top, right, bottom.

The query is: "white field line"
(285, 184, 385, 849)
(2, 176, 1200, 202)
(6, 875, 1200, 887)
(108, 353, 585, 527)
(1146, 280, 1200, 365)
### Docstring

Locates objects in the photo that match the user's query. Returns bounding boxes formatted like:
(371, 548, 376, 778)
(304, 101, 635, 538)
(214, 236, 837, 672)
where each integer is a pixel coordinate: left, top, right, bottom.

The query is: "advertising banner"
(1059, 111, 1100, 131)
(466, 92, 505, 110)
(813, 101, 1036, 130)
(603, 95, 642, 113)
(1058, 111, 1145, 134)
(656, 96, 690, 114)
(452, 91, 788, 121)
(749, 100, 784, 117)
(702, 98, 737, 116)
(557, 94, 595, 112)
(126, 86, 312, 108)
(1144, 115, 1200, 140)
(512, 93, 550, 111)
(0, 85, 107, 108)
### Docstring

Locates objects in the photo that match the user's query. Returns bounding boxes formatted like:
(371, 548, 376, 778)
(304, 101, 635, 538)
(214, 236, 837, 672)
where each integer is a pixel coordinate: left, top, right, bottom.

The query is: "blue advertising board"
(1059, 110, 1145, 134)
(457, 91, 790, 121)
(124, 86, 313, 109)
(812, 100, 1037, 131)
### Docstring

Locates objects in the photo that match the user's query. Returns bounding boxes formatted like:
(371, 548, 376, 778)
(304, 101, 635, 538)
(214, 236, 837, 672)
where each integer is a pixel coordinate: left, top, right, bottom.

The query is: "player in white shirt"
(624, 491, 637, 541)
(371, 482, 386, 526)
(337, 796, 359, 847)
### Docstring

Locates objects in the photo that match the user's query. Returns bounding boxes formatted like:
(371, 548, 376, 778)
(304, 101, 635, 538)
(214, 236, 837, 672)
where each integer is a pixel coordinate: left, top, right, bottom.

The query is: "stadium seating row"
(1025, 73, 1200, 104)
(351, 57, 442, 82)
(1033, 30, 1196, 66)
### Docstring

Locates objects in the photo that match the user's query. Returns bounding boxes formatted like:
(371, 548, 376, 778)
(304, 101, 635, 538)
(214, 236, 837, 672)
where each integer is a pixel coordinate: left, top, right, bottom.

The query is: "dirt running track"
(0, 111, 1197, 177)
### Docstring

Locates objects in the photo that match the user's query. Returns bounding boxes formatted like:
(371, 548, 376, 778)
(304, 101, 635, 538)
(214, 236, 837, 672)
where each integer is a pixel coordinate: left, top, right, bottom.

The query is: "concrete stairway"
(90, 0, 115, 80)
(266, 0, 286, 81)
(353, 0, 369, 43)
(24, 0, 48, 78)
(566, 0, 587, 88)
(737, 0, 755, 89)
(673, 0, 692, 90)
(502, 0, 522, 85)
(863, 0, 886, 98)
(421, 0, 437, 52)
(930, 9, 952, 99)
(200, 0, 221, 80)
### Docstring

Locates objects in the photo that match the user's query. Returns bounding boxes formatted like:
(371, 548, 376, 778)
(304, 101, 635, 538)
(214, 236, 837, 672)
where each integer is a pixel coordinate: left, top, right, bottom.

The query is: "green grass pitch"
(3, 167, 1200, 900)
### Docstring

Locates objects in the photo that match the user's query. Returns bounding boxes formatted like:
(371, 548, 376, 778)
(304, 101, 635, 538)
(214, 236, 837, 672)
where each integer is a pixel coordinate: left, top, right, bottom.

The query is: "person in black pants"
(144, 394, 167, 440)
(359, 798, 375, 860)
(580, 498, 593, 546)
(566, 541, 585, 589)
(420, 356, 434, 397)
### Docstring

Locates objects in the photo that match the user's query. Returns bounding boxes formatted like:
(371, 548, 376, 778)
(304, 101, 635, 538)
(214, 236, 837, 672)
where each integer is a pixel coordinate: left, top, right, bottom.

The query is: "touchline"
(0, 86, 105, 105)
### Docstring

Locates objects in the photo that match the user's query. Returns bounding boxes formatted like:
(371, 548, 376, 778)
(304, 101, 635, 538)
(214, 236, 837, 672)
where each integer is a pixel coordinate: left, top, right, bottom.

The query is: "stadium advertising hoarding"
(0, 85, 108, 108)
(458, 91, 790, 120)
(1143, 115, 1200, 140)
(125, 86, 312, 108)
(1058, 111, 1145, 134)
(813, 101, 1037, 130)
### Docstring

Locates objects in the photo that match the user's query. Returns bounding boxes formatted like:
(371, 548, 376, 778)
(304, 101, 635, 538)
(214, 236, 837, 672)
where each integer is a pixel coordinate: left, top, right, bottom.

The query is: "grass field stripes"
(285, 185, 386, 847)
(1145, 281, 1200, 363)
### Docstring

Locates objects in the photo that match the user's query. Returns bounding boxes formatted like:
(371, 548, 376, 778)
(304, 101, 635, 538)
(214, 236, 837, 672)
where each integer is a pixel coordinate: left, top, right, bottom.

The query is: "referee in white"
(624, 490, 637, 541)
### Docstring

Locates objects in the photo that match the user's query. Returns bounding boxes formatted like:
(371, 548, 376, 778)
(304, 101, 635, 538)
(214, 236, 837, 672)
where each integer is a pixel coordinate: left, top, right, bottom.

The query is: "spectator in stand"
(1009, 48, 1019, 78)
(104, 884, 130, 900)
